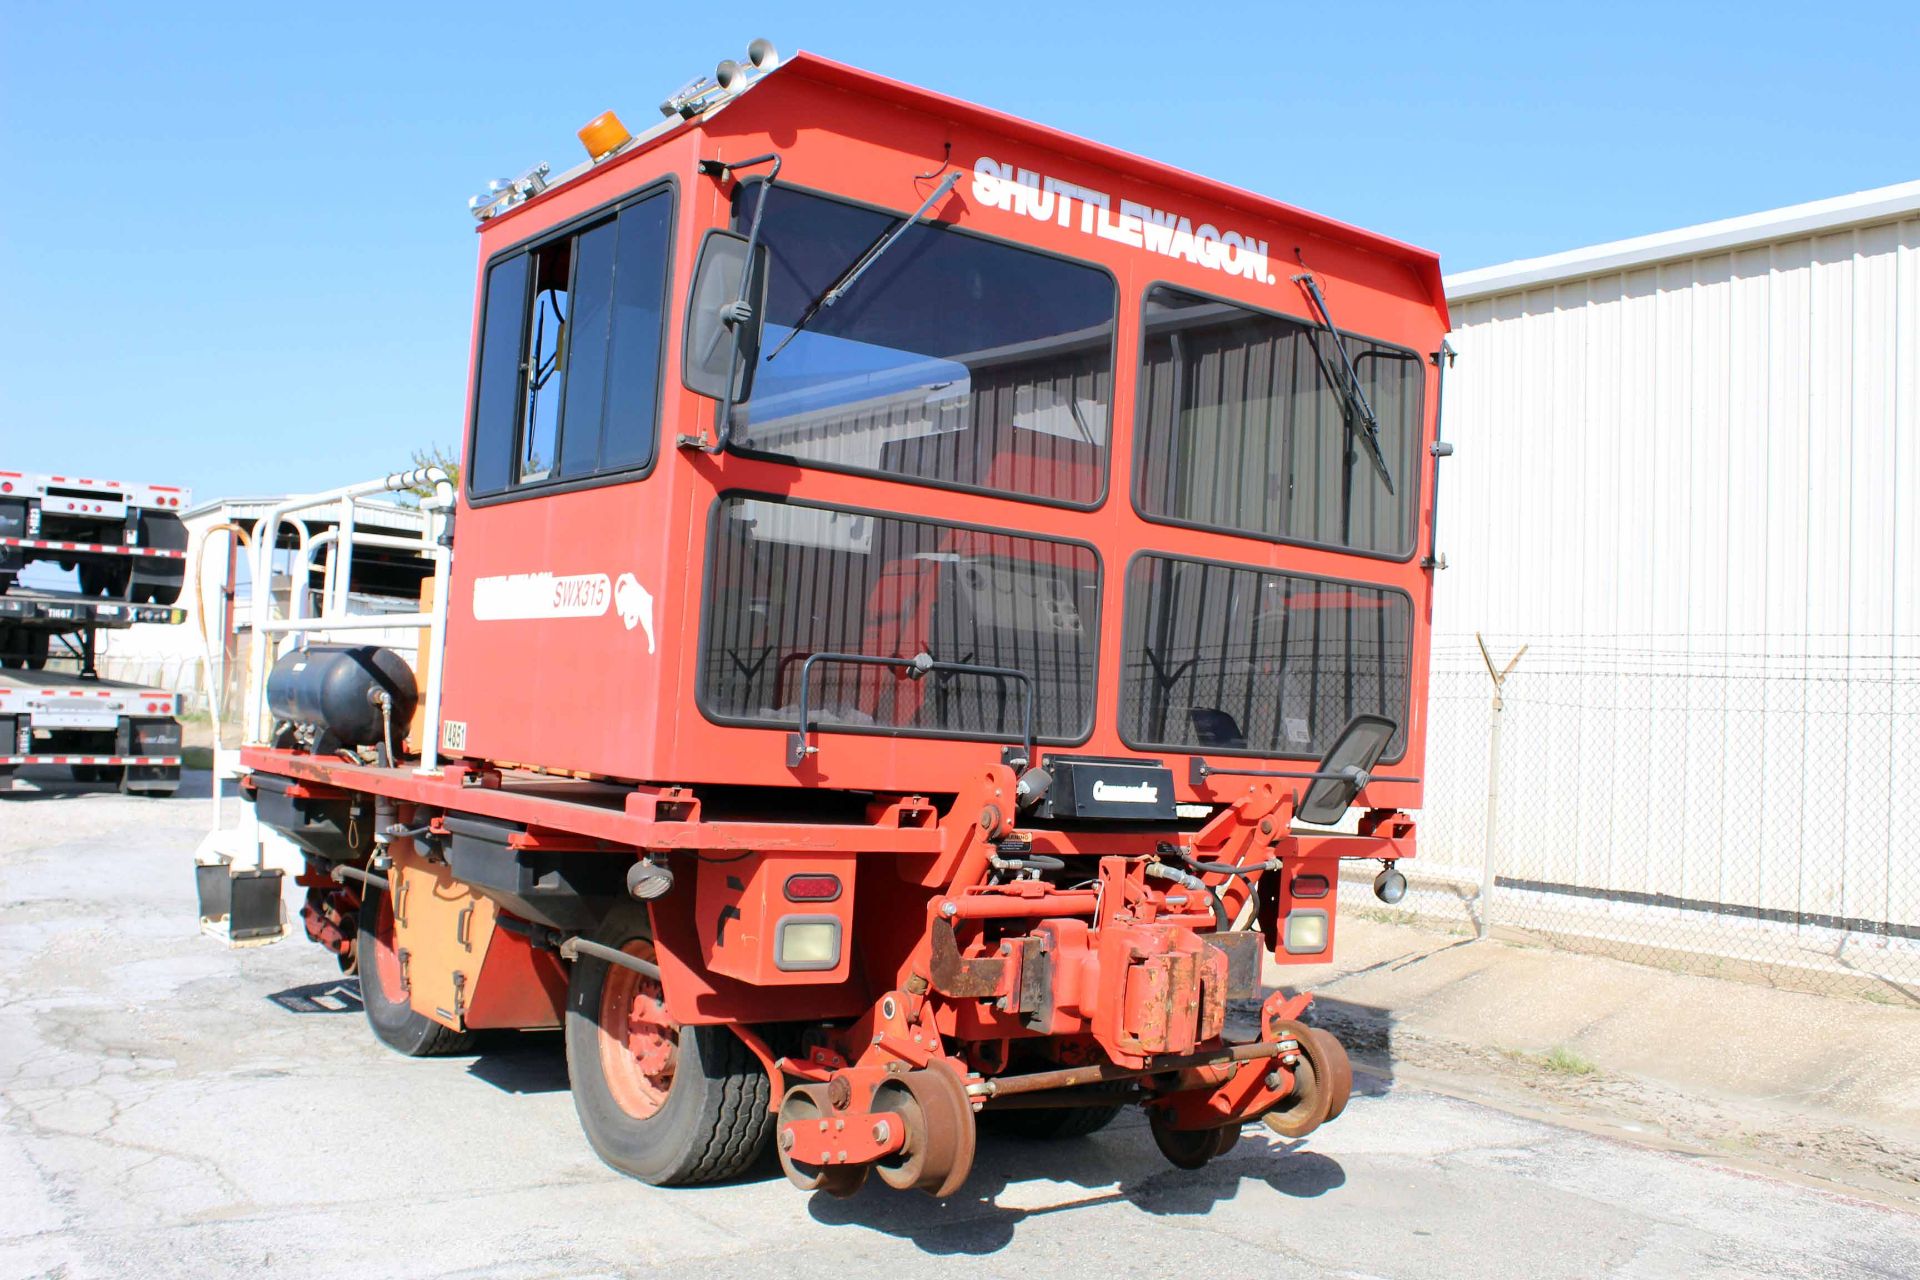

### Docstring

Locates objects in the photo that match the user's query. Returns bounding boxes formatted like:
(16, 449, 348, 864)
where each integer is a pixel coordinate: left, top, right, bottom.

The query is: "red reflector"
(0, 481, 10, 492)
(1291, 874, 1331, 899)
(783, 873, 842, 902)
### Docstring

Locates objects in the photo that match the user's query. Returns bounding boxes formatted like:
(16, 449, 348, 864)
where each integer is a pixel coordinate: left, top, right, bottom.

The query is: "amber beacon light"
(577, 110, 632, 161)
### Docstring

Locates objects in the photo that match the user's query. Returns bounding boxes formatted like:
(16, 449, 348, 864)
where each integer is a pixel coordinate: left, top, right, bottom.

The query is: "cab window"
(1135, 284, 1423, 556)
(468, 186, 673, 497)
(1120, 553, 1411, 760)
(727, 185, 1117, 507)
(701, 494, 1101, 744)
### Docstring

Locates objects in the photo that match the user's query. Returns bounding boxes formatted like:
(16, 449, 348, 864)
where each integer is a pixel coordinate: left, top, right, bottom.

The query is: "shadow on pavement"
(0, 766, 237, 801)
(1304, 993, 1398, 1093)
(465, 1031, 571, 1095)
(807, 1126, 1347, 1254)
(266, 978, 365, 1014)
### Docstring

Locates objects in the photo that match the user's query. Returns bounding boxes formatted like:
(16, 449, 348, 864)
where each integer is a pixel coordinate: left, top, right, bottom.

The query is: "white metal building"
(1418, 180, 1920, 983)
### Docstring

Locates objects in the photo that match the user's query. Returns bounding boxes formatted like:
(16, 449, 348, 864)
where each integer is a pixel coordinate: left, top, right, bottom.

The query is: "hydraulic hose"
(1145, 861, 1230, 932)
(1179, 853, 1280, 877)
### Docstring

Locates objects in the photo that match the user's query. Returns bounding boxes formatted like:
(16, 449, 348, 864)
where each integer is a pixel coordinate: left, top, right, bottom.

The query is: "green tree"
(403, 444, 461, 502)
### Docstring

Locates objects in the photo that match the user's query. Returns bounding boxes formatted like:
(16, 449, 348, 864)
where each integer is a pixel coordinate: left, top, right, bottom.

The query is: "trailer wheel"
(78, 560, 131, 599)
(980, 1104, 1122, 1140)
(564, 903, 772, 1186)
(357, 887, 474, 1056)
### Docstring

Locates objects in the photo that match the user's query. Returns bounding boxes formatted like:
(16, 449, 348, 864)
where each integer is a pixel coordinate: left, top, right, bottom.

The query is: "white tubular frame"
(242, 467, 454, 776)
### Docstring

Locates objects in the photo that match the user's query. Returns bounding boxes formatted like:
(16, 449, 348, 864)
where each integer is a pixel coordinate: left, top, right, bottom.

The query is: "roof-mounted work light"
(467, 162, 552, 220)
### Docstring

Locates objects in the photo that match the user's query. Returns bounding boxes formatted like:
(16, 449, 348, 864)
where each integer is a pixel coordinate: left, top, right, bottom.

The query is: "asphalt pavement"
(4, 769, 1917, 1279)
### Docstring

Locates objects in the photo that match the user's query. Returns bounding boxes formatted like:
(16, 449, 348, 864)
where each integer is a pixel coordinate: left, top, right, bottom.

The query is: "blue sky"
(2, 2, 1914, 501)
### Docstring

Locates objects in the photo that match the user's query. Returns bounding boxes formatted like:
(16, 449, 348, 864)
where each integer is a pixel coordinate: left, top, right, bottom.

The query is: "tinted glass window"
(1120, 554, 1411, 759)
(602, 195, 673, 472)
(469, 253, 529, 495)
(729, 186, 1116, 505)
(468, 188, 672, 496)
(703, 496, 1099, 743)
(1136, 285, 1423, 555)
(557, 221, 616, 478)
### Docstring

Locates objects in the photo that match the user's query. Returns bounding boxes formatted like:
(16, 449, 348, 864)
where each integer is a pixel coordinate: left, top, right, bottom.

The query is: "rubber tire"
(564, 903, 773, 1186)
(141, 578, 183, 606)
(980, 1104, 1123, 1140)
(357, 888, 474, 1057)
(78, 560, 130, 599)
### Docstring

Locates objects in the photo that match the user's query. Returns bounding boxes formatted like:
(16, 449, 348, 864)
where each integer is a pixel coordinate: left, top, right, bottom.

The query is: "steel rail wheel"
(357, 887, 473, 1057)
(1262, 1020, 1353, 1138)
(871, 1064, 978, 1196)
(1148, 1111, 1241, 1169)
(775, 1084, 870, 1197)
(564, 904, 773, 1185)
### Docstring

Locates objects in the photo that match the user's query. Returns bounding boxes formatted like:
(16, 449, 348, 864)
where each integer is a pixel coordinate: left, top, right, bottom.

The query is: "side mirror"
(1296, 713, 1398, 825)
(682, 229, 767, 404)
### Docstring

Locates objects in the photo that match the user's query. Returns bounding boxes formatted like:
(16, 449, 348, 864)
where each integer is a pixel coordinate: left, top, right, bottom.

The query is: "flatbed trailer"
(0, 587, 188, 672)
(208, 38, 1453, 1199)
(1, 666, 183, 792)
(0, 469, 191, 604)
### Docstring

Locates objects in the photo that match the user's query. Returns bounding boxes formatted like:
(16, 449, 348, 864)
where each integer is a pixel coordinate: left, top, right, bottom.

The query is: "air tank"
(266, 645, 418, 749)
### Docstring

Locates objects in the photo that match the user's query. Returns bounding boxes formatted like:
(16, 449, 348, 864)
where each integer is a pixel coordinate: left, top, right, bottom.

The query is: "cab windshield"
(1135, 285, 1424, 557)
(729, 185, 1118, 507)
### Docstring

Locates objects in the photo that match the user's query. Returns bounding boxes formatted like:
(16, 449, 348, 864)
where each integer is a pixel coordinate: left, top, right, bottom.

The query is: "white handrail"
(242, 466, 454, 777)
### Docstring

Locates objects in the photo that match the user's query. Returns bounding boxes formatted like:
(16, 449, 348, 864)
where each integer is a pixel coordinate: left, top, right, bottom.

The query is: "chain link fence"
(1374, 635, 1920, 1004)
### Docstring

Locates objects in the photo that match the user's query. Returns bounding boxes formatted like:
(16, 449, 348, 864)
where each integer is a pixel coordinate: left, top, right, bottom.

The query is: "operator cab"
(438, 43, 1445, 826)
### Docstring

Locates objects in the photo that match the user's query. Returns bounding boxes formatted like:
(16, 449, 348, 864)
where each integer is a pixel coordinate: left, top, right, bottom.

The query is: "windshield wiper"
(765, 169, 963, 361)
(1291, 270, 1395, 495)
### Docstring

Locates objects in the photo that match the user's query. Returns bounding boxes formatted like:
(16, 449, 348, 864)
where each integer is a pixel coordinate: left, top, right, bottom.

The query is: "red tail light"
(784, 873, 842, 902)
(1291, 873, 1331, 899)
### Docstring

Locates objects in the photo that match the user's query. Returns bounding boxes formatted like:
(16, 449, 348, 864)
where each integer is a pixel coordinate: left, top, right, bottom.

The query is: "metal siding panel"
(1721, 246, 1774, 910)
(1843, 223, 1900, 925)
(1683, 253, 1733, 905)
(1430, 210, 1918, 942)
(1894, 217, 1920, 942)
(1755, 238, 1814, 916)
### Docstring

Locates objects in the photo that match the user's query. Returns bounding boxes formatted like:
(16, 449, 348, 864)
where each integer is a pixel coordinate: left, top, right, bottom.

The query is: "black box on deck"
(195, 858, 285, 942)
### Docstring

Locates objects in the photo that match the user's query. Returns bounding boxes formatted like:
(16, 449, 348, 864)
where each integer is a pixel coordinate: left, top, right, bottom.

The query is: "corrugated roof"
(1445, 179, 1920, 301)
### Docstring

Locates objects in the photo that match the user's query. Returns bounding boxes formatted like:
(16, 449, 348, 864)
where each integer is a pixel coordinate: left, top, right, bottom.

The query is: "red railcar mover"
(215, 40, 1451, 1196)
